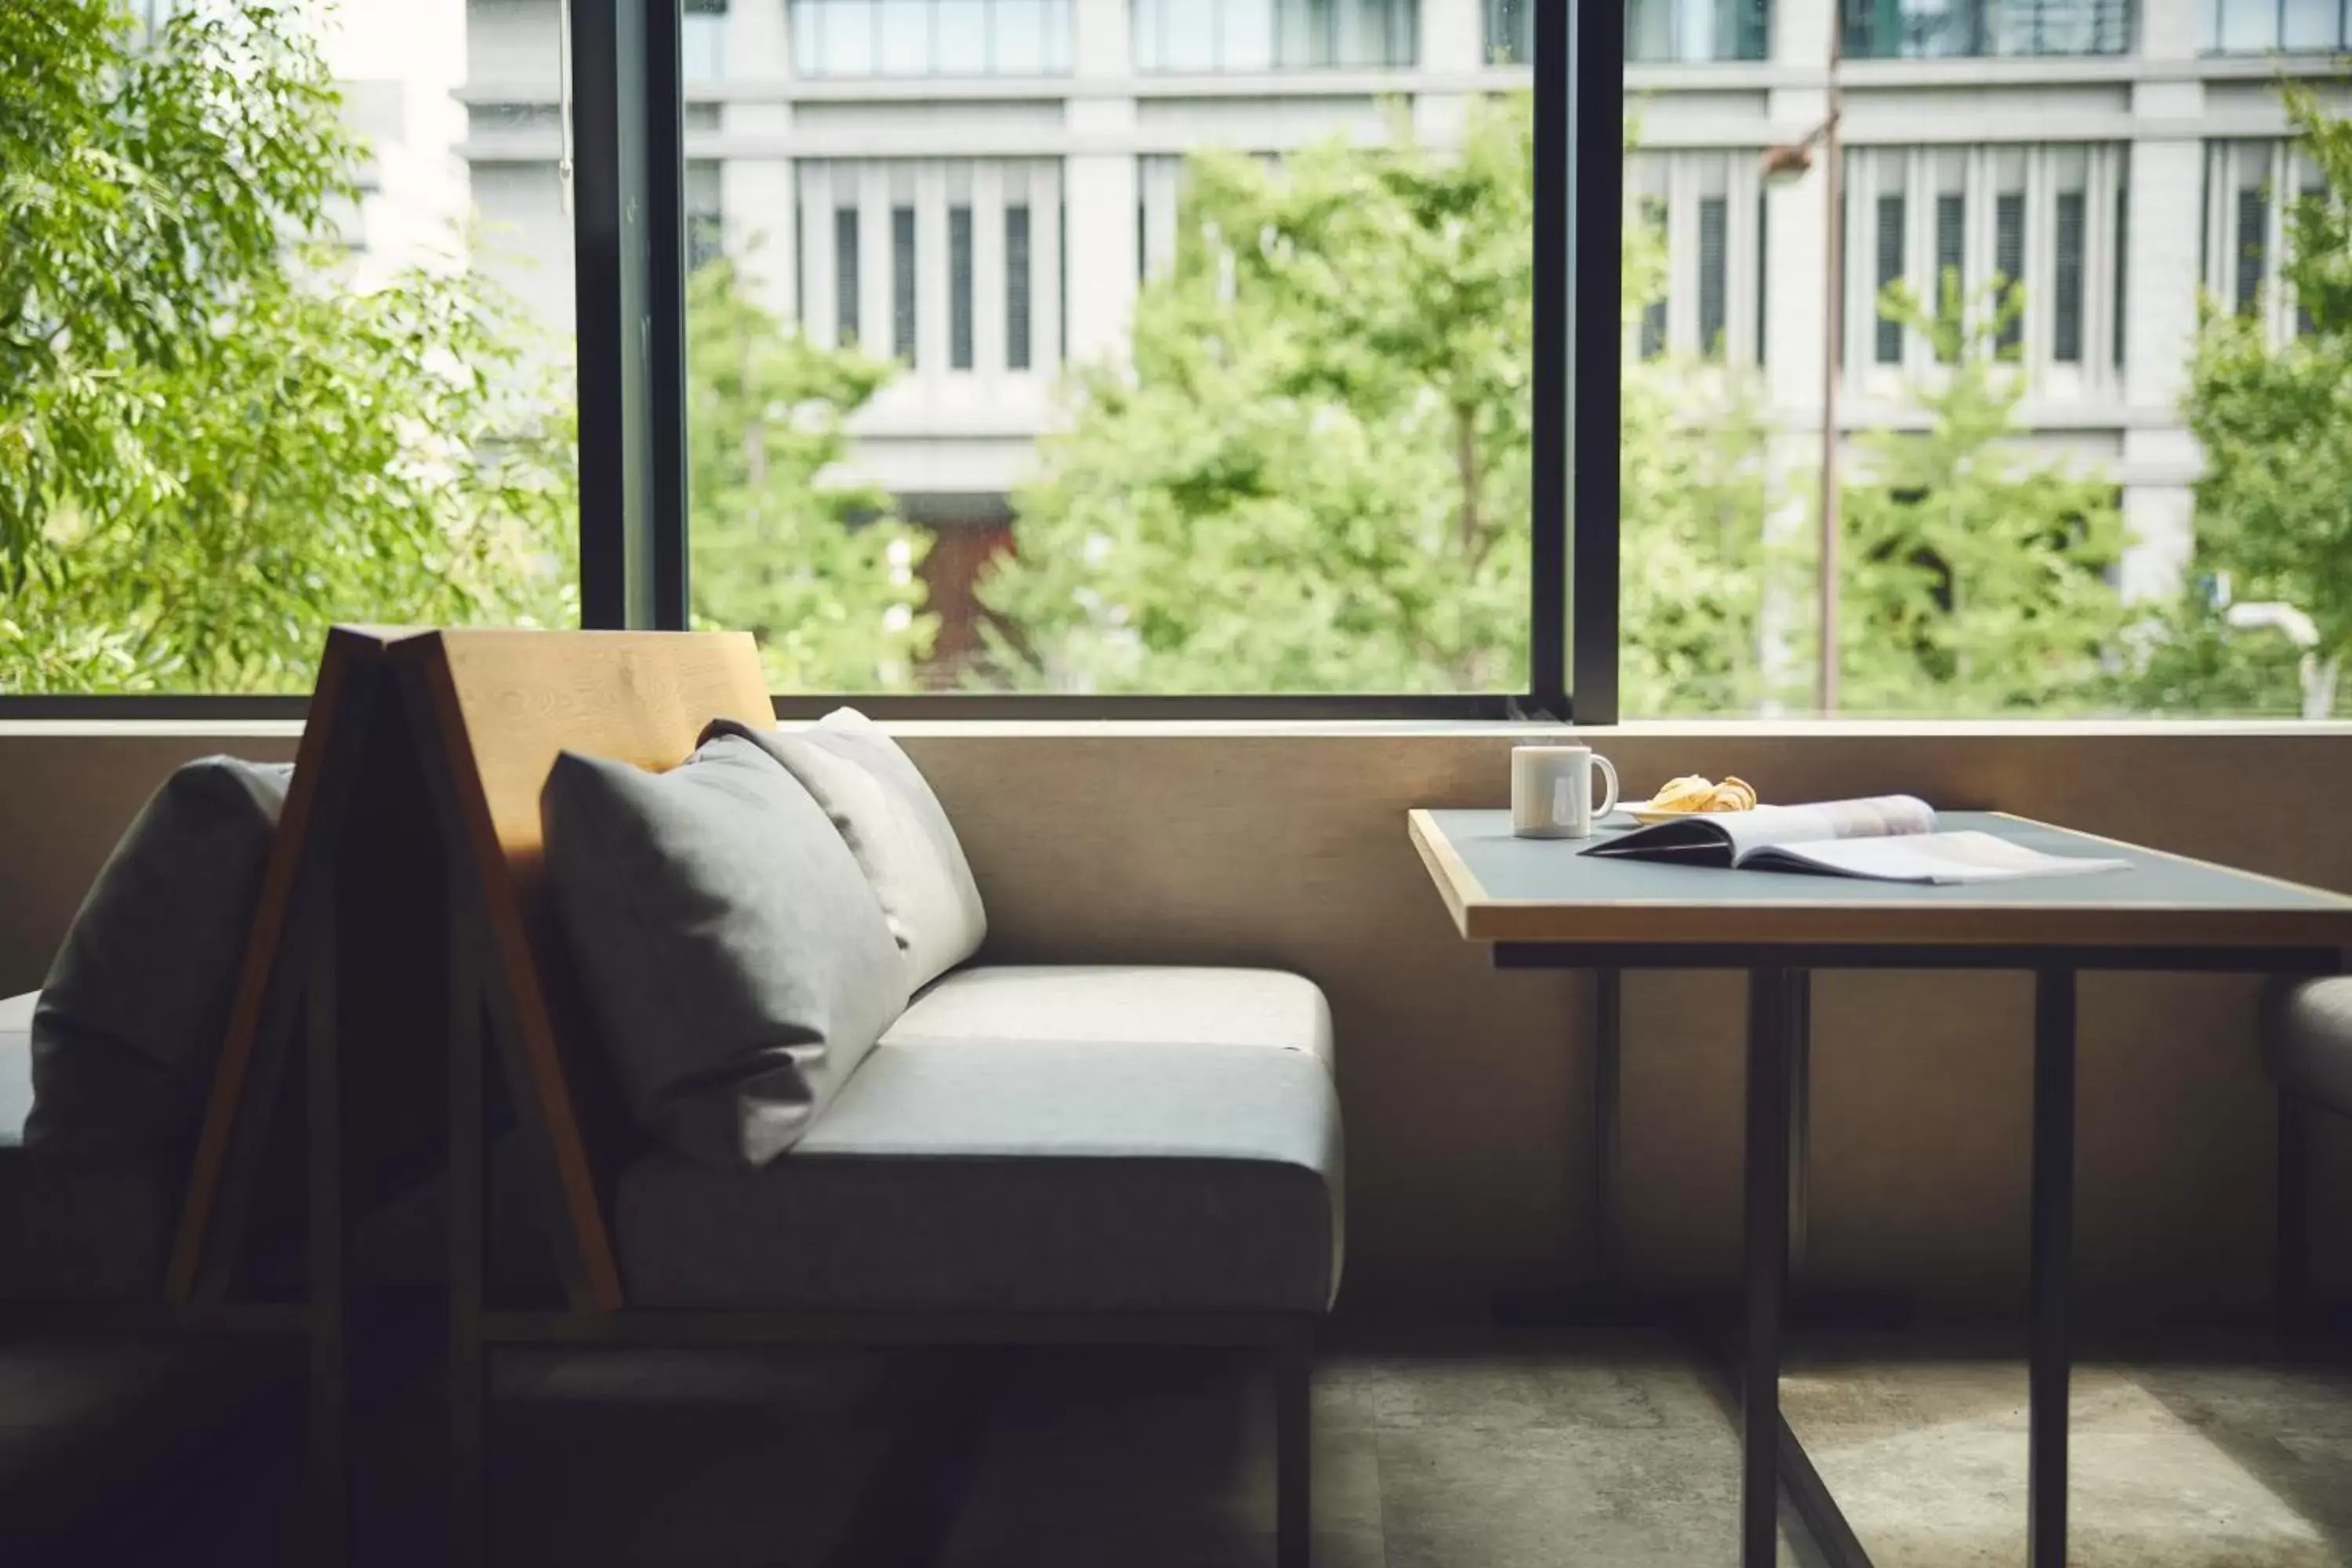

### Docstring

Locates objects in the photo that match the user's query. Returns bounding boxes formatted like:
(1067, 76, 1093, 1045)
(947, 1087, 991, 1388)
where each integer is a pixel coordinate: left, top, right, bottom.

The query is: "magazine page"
(1739, 830, 2130, 885)
(1584, 794, 1936, 866)
(1715, 794, 1936, 863)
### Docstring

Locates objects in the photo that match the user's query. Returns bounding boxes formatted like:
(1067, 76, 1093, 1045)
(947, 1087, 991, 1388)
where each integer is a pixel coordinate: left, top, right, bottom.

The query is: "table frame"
(1495, 939, 2342, 1568)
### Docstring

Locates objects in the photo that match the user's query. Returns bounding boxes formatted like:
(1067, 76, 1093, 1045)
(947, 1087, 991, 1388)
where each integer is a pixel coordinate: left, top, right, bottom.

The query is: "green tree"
(684, 256, 931, 690)
(0, 0, 573, 693)
(2149, 82, 2352, 716)
(1830, 281, 2132, 713)
(982, 94, 1777, 703)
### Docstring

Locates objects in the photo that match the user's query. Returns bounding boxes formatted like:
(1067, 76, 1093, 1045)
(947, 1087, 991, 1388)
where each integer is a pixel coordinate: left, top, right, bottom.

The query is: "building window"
(1874, 188, 1905, 365)
(835, 207, 861, 346)
(892, 205, 918, 363)
(687, 162, 725, 273)
(2205, 139, 2325, 346)
(2202, 0, 2350, 50)
(1994, 190, 2025, 352)
(949, 205, 975, 370)
(1485, 0, 1532, 60)
(1006, 203, 1032, 370)
(1626, 0, 1771, 61)
(684, 0, 729, 82)
(2053, 189, 2086, 364)
(1839, 143, 2124, 380)
(791, 0, 1073, 77)
(1697, 195, 1729, 356)
(1845, 0, 2133, 57)
(1134, 0, 1419, 71)
(798, 158, 1059, 372)
(1628, 149, 1765, 365)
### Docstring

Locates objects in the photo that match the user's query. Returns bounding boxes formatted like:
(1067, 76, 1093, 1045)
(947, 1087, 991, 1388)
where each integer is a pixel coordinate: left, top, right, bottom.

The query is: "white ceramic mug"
(1512, 743, 1620, 840)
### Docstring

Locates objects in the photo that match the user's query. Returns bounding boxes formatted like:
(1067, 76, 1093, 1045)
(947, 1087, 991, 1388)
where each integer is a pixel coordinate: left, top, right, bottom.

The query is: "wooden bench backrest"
(400, 628, 775, 1311)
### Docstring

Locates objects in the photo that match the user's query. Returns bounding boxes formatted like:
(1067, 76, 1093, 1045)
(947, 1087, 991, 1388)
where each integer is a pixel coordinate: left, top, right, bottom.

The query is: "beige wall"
(5, 720, 2350, 1321)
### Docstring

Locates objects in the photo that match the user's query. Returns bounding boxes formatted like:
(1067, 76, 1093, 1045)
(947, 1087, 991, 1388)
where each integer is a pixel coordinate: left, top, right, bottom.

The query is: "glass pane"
(1629, 16, 2326, 720)
(2281, 0, 2341, 47)
(681, 8, 1529, 693)
(2217, 0, 2280, 49)
(684, 12, 729, 80)
(4, 0, 577, 694)
(1167, 0, 1221, 68)
(878, 0, 931, 73)
(939, 0, 989, 67)
(826, 0, 877, 72)
(1225, 0, 1279, 70)
(994, 0, 1048, 71)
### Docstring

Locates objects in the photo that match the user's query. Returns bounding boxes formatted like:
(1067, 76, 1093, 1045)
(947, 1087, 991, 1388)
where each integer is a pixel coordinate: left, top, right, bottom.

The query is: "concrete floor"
(10, 1329, 2352, 1566)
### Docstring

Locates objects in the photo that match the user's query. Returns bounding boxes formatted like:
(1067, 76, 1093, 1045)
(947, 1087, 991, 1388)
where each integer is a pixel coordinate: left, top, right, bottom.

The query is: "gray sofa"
(617, 964, 1343, 1312)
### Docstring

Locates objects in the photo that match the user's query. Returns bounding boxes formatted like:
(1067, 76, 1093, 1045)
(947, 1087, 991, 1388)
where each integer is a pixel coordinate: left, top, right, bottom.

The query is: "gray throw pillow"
(28, 757, 295, 1159)
(542, 734, 909, 1170)
(704, 710, 986, 992)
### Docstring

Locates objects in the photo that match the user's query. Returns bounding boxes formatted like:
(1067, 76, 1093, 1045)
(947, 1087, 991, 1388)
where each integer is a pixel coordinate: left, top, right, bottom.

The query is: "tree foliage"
(0, 0, 573, 692)
(2155, 82, 2352, 713)
(684, 256, 930, 690)
(980, 99, 1535, 693)
(1832, 281, 2132, 713)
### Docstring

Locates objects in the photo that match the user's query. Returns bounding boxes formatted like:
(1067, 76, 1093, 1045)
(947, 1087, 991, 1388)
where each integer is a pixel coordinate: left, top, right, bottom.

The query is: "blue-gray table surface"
(1425, 809, 2349, 915)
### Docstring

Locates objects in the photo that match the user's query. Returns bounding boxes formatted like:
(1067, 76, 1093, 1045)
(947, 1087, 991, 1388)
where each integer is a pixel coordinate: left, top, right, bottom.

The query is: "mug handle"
(1590, 753, 1620, 818)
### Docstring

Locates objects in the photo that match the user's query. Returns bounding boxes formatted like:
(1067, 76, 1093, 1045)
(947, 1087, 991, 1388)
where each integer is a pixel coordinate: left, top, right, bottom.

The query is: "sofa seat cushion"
(2267, 977, 2352, 1116)
(2, 993, 176, 1301)
(615, 1038, 1343, 1314)
(883, 966, 1334, 1073)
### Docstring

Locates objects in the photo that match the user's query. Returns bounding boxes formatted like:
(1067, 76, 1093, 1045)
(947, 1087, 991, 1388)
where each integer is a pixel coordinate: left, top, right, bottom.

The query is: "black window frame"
(9, 0, 1620, 726)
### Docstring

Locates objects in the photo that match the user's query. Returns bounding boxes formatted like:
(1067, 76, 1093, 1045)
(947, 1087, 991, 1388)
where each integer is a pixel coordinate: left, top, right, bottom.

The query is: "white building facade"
(455, 0, 2349, 608)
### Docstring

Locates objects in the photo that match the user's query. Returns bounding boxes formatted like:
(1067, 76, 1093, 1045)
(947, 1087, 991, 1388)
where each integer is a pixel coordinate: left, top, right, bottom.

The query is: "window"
(684, 0, 729, 82)
(2053, 189, 2086, 364)
(1874, 187, 1905, 365)
(2205, 140, 2325, 347)
(1485, 0, 1533, 61)
(835, 207, 862, 346)
(688, 162, 725, 274)
(1846, 0, 2133, 56)
(892, 205, 918, 363)
(1626, 0, 1772, 62)
(1134, 0, 1418, 71)
(949, 205, 975, 370)
(791, 0, 1073, 77)
(1005, 203, 1032, 371)
(2203, 0, 2352, 49)
(2, 0, 577, 695)
(1626, 150, 1764, 365)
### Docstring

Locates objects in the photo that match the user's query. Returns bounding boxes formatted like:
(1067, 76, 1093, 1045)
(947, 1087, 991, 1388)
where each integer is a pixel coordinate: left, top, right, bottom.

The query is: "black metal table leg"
(1744, 967, 1795, 1568)
(2029, 968, 2076, 1568)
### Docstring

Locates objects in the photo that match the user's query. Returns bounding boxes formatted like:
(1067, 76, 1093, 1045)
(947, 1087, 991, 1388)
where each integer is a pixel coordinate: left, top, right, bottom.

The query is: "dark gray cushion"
(705, 710, 986, 993)
(2, 991, 176, 1301)
(542, 734, 909, 1171)
(615, 1037, 1345, 1313)
(27, 757, 292, 1159)
(2267, 976, 2352, 1116)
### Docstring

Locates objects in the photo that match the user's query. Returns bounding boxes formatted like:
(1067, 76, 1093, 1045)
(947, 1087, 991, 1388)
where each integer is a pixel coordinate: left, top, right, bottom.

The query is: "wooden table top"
(1409, 808, 2352, 952)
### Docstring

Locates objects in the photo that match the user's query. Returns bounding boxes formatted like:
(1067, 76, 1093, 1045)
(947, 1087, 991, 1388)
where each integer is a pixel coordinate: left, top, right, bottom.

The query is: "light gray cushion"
(2, 990, 178, 1301)
(705, 710, 985, 993)
(2267, 977, 2352, 1116)
(542, 734, 910, 1171)
(27, 757, 292, 1158)
(884, 965, 1334, 1073)
(615, 1037, 1344, 1312)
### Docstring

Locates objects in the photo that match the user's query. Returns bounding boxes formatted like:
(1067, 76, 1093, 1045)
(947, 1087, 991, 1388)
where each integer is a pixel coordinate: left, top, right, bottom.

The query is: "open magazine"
(1581, 795, 2130, 886)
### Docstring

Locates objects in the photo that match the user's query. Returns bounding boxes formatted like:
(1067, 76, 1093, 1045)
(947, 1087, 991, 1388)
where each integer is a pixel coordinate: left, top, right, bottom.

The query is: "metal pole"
(1817, 20, 1843, 714)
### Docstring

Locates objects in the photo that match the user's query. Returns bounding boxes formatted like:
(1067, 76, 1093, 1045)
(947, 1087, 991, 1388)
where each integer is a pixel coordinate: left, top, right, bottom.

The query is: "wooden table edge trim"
(1406, 808, 1481, 940)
